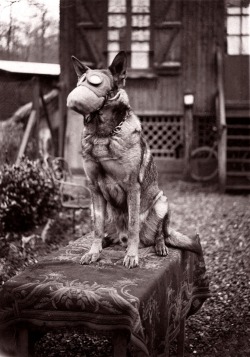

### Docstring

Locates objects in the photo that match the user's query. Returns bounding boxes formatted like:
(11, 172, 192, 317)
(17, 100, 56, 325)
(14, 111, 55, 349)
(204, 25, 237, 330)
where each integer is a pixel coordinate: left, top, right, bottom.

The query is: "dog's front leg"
(123, 182, 140, 268)
(80, 187, 106, 264)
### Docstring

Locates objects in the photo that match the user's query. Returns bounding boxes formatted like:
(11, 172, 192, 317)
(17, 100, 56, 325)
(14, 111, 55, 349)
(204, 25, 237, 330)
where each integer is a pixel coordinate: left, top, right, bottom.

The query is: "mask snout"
(67, 86, 105, 115)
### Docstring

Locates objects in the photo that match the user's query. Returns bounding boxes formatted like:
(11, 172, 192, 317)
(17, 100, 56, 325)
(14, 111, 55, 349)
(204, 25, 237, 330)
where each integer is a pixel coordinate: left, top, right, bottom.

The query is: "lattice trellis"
(139, 115, 184, 158)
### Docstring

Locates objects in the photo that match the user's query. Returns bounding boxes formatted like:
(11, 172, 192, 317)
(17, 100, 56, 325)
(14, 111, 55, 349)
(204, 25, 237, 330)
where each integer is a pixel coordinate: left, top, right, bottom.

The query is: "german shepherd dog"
(67, 51, 201, 268)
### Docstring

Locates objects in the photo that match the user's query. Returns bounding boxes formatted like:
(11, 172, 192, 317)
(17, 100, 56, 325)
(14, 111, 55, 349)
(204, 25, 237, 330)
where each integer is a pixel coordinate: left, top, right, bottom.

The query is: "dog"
(67, 51, 201, 268)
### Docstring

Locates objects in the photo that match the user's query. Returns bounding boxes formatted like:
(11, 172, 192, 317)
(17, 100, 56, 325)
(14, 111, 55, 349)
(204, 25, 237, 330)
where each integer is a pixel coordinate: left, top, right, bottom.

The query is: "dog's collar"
(84, 89, 131, 136)
(84, 108, 131, 136)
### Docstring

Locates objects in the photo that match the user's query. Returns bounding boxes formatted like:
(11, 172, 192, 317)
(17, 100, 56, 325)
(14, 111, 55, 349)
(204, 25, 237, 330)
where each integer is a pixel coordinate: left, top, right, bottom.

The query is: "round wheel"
(190, 146, 218, 181)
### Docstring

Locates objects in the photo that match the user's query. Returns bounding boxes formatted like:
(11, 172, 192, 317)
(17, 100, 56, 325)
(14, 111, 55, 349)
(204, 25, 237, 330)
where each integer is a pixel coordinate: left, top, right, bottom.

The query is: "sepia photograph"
(0, 0, 249, 356)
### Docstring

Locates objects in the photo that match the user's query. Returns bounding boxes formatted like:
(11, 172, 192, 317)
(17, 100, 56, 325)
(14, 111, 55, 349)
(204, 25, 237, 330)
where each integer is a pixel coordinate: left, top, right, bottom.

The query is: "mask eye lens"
(88, 74, 102, 85)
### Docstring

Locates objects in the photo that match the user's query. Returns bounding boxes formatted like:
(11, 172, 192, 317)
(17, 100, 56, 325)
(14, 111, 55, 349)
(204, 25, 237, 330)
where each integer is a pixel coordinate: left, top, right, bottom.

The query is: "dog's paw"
(155, 241, 169, 256)
(80, 252, 100, 265)
(123, 254, 139, 269)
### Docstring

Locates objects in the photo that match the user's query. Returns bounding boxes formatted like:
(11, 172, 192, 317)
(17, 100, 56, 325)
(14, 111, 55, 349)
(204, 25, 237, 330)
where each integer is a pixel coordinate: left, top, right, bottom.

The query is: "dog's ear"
(109, 51, 127, 86)
(71, 56, 89, 78)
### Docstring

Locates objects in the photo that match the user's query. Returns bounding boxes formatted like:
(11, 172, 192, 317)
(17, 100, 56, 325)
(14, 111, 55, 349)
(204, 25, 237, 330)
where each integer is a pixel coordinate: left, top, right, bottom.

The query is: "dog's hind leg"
(153, 194, 169, 256)
(152, 193, 202, 255)
(140, 194, 169, 256)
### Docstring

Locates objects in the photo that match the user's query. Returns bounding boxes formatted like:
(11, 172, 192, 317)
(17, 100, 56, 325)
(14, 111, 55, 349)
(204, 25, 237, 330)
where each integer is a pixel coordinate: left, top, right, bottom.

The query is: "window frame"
(106, 0, 154, 73)
(226, 0, 250, 55)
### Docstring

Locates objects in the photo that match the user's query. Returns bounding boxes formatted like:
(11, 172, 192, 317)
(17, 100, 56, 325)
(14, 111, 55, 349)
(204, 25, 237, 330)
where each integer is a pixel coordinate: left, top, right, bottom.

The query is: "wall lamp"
(184, 92, 194, 107)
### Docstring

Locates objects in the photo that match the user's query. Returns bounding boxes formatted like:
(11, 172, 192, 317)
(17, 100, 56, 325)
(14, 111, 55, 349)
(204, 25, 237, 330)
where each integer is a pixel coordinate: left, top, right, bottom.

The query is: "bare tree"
(0, 0, 59, 63)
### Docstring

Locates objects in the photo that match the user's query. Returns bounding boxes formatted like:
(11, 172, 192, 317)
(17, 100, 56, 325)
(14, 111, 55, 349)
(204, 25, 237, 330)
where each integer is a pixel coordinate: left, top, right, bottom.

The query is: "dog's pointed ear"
(109, 51, 127, 86)
(71, 56, 89, 78)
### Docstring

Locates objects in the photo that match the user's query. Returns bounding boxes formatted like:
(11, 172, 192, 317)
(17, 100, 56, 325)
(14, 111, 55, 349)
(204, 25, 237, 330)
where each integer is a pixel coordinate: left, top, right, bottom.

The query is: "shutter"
(75, 0, 107, 68)
(153, 0, 182, 75)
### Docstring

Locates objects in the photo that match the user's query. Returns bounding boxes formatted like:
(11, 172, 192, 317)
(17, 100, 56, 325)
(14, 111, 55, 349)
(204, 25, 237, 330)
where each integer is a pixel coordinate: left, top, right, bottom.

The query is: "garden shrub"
(0, 158, 61, 233)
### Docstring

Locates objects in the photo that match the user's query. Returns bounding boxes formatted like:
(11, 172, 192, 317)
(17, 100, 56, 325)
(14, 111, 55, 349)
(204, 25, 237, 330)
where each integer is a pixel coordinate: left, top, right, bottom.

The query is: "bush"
(0, 158, 61, 233)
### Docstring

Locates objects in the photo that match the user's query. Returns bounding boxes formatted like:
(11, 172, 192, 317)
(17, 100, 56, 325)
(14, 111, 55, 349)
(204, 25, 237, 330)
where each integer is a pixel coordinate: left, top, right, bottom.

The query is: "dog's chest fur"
(81, 113, 142, 207)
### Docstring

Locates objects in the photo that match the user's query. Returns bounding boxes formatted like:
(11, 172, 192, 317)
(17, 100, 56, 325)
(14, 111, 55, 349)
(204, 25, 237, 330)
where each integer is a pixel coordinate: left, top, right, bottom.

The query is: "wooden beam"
(112, 332, 127, 357)
(59, 81, 67, 157)
(32, 76, 40, 156)
(16, 327, 29, 357)
(184, 105, 194, 179)
(177, 318, 186, 357)
(16, 110, 36, 165)
(216, 47, 227, 192)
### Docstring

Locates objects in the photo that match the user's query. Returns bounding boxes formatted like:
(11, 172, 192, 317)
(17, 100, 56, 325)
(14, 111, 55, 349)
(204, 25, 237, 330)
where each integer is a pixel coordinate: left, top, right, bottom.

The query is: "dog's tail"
(165, 228, 202, 255)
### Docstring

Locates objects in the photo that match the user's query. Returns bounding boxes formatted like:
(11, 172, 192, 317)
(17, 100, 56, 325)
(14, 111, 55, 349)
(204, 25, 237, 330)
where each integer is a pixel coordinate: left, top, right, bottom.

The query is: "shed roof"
(0, 60, 60, 76)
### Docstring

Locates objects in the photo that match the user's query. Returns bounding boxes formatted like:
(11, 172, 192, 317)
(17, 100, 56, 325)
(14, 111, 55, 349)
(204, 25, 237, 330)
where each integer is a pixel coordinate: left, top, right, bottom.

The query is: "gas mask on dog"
(67, 57, 114, 115)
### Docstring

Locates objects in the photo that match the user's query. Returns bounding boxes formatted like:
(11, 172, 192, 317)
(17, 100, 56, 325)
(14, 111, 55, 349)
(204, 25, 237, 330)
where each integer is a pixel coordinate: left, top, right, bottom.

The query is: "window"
(107, 0, 151, 69)
(226, 0, 250, 55)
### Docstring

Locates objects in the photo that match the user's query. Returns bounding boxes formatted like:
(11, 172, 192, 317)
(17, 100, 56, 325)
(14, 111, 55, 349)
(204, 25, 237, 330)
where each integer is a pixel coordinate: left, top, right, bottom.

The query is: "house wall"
(60, 0, 225, 171)
(60, 0, 224, 113)
(182, 0, 225, 114)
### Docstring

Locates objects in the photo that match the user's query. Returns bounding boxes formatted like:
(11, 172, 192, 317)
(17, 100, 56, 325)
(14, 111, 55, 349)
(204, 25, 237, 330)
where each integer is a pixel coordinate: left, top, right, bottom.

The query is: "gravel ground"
(161, 178, 250, 357)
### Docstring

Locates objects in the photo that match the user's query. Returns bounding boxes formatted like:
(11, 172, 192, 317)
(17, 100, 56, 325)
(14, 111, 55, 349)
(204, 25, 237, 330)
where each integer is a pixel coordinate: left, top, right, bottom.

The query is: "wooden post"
(59, 81, 67, 157)
(112, 332, 127, 357)
(16, 110, 36, 165)
(218, 124, 227, 192)
(176, 318, 185, 357)
(216, 48, 227, 192)
(16, 327, 29, 357)
(184, 98, 194, 180)
(32, 76, 40, 157)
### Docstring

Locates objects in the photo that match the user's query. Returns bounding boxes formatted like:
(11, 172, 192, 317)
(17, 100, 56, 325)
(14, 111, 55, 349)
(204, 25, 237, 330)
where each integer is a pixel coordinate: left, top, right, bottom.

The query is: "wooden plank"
(226, 99, 250, 109)
(177, 318, 186, 357)
(227, 171, 250, 177)
(32, 76, 40, 156)
(226, 110, 250, 118)
(137, 110, 183, 117)
(60, 0, 76, 92)
(216, 48, 227, 193)
(59, 81, 67, 157)
(227, 135, 250, 140)
(226, 184, 250, 190)
(184, 105, 194, 179)
(16, 110, 36, 165)
(155, 21, 181, 29)
(227, 146, 250, 152)
(112, 332, 127, 357)
(227, 158, 250, 163)
(16, 327, 29, 357)
(227, 125, 250, 129)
